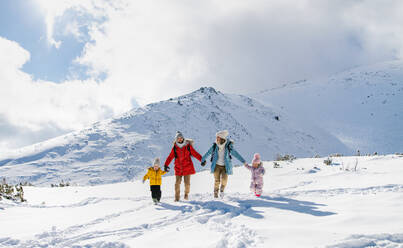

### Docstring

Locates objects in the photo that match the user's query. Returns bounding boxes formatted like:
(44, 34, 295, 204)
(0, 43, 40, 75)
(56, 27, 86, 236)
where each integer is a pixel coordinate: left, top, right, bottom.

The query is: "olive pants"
(214, 165, 228, 197)
(175, 175, 191, 201)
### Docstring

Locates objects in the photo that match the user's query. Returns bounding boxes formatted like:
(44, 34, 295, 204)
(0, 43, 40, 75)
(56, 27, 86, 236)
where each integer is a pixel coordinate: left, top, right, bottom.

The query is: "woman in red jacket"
(164, 131, 202, 201)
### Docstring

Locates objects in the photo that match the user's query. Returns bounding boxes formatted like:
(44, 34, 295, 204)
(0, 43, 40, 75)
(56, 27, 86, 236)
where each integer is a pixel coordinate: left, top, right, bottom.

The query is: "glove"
(164, 165, 170, 172)
(142, 180, 145, 184)
(201, 161, 206, 166)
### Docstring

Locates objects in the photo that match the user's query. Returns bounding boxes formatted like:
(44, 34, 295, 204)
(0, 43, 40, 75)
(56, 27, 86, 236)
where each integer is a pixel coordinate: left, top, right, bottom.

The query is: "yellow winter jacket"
(143, 167, 167, 185)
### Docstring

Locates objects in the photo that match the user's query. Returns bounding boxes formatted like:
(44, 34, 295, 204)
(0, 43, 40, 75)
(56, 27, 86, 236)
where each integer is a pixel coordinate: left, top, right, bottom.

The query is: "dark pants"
(150, 185, 161, 201)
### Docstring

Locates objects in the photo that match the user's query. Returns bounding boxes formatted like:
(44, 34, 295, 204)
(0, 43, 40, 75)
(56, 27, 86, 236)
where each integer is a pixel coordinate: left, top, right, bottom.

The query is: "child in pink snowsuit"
(245, 153, 265, 197)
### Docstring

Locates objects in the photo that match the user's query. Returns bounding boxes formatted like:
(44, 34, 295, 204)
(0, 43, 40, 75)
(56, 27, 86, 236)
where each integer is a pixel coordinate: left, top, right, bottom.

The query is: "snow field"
(1, 154, 403, 247)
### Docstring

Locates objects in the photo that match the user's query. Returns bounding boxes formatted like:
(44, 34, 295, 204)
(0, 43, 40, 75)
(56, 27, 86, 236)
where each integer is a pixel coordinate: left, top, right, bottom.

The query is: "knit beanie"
(252, 153, 261, 164)
(175, 131, 184, 140)
(216, 130, 229, 140)
(153, 158, 161, 166)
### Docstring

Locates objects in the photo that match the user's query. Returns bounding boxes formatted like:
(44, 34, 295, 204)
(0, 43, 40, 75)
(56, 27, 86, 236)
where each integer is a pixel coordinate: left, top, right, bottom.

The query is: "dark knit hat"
(175, 131, 184, 140)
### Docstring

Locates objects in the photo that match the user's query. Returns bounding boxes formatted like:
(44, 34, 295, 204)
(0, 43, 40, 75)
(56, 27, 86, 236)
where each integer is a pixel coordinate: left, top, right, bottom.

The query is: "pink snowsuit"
(245, 163, 265, 195)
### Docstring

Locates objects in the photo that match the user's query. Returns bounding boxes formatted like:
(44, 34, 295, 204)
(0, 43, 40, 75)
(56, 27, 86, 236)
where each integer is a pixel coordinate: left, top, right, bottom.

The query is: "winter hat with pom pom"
(153, 158, 161, 166)
(252, 153, 261, 164)
(175, 131, 184, 140)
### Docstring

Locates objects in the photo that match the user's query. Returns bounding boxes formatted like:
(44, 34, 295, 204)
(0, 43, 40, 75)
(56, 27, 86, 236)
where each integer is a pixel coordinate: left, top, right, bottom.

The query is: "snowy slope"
(0, 87, 349, 186)
(1, 154, 402, 247)
(251, 60, 403, 155)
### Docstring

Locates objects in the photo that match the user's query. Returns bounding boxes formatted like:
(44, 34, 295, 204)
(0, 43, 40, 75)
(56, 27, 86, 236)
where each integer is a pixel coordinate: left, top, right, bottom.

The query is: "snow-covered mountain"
(0, 87, 349, 186)
(251, 60, 403, 155)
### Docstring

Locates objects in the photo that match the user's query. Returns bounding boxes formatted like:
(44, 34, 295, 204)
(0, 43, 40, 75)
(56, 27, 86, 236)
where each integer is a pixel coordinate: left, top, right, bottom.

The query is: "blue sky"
(0, 0, 402, 152)
(0, 0, 88, 82)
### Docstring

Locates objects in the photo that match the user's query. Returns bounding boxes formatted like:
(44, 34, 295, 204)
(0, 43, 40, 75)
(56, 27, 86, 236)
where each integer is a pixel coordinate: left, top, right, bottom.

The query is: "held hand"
(164, 165, 170, 172)
(201, 161, 206, 166)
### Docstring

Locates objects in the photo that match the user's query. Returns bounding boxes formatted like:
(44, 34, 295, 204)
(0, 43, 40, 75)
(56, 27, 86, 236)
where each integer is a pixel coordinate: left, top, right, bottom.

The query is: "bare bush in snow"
(276, 154, 296, 162)
(323, 158, 332, 166)
(0, 178, 26, 202)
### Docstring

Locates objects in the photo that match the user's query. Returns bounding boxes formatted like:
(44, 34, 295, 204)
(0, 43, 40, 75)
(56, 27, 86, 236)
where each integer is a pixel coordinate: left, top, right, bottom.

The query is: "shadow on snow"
(158, 195, 336, 219)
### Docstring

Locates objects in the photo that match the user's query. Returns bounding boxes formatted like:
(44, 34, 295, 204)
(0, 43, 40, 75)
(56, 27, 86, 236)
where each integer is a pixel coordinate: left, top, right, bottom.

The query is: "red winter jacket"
(164, 141, 202, 176)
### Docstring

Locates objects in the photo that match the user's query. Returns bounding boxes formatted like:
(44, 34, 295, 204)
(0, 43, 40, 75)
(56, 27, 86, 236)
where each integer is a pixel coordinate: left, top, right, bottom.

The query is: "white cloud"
(2, 0, 403, 151)
(0, 37, 132, 151)
(34, 0, 123, 48)
(0, 38, 30, 70)
(36, 0, 403, 104)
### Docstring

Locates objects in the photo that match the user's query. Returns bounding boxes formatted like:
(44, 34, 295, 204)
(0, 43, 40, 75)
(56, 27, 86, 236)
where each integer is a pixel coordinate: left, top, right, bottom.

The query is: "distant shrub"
(276, 154, 296, 162)
(51, 180, 70, 188)
(273, 162, 281, 168)
(323, 158, 332, 166)
(20, 181, 33, 186)
(314, 154, 321, 158)
(0, 178, 26, 202)
(330, 153, 343, 157)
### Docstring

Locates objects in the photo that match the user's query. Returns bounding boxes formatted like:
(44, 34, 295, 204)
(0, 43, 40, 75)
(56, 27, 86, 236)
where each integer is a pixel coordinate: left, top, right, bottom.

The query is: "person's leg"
(151, 185, 158, 203)
(220, 166, 228, 193)
(150, 186, 155, 199)
(213, 166, 221, 198)
(250, 181, 256, 194)
(184, 175, 191, 200)
(175, 176, 182, 201)
(156, 185, 162, 202)
(255, 182, 263, 196)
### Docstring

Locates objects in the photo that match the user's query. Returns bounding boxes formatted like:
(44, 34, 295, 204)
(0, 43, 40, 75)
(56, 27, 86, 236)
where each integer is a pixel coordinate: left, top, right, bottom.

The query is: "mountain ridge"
(0, 87, 349, 186)
(251, 60, 403, 154)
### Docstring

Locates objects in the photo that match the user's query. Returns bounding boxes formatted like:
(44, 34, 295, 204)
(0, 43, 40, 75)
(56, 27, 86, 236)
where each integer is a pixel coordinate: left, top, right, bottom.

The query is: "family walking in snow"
(143, 130, 265, 204)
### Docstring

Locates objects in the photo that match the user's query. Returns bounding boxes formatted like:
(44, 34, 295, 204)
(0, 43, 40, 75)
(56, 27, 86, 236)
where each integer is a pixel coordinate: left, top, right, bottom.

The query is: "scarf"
(216, 141, 226, 151)
(176, 141, 187, 148)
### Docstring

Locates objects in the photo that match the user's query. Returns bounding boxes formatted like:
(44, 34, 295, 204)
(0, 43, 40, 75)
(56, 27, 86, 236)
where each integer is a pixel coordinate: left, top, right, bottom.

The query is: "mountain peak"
(169, 87, 223, 104)
(195, 87, 219, 95)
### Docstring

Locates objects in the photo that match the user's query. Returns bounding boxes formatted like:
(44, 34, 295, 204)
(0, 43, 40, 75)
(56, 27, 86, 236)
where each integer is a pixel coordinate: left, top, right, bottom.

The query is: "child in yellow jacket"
(143, 158, 167, 204)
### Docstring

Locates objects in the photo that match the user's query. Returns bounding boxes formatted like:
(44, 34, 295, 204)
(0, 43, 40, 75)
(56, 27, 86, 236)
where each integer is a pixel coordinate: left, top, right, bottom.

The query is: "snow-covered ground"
(1, 154, 402, 248)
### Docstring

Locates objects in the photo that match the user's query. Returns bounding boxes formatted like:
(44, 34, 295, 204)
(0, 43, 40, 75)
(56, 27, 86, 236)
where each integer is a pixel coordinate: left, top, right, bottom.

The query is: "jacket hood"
(173, 138, 194, 146)
(215, 139, 234, 146)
